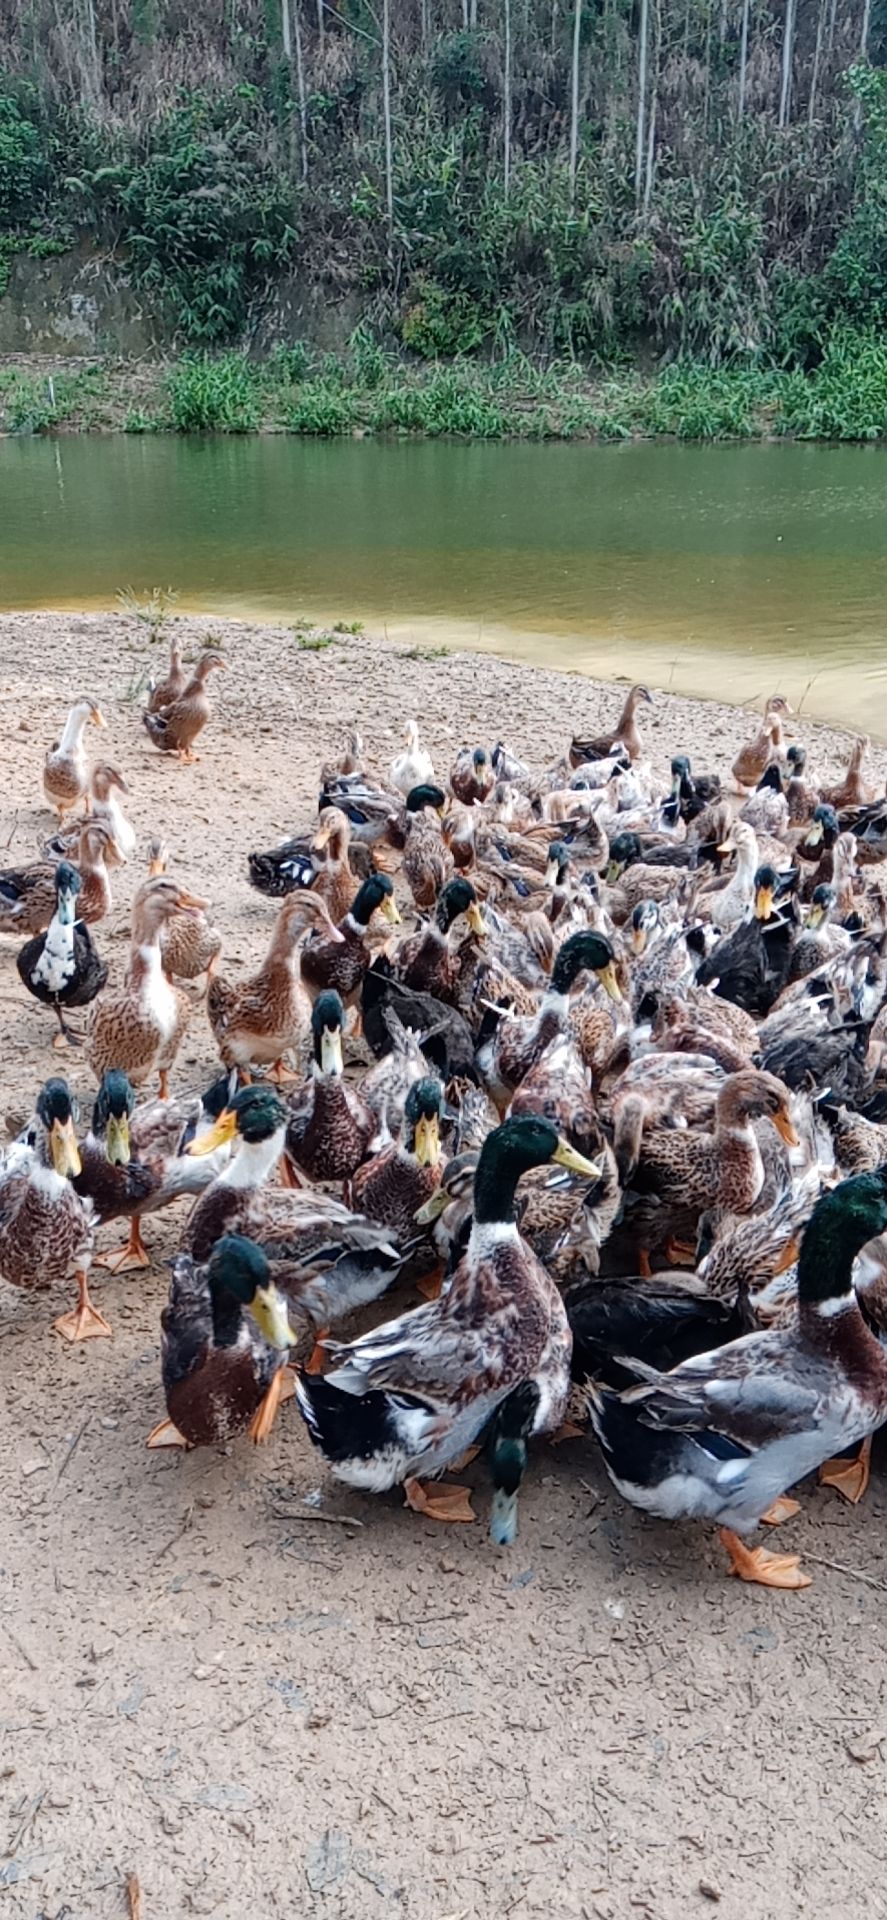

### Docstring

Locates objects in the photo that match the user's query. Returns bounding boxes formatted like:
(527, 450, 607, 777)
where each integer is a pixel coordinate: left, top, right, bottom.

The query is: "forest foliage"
(3, 0, 887, 403)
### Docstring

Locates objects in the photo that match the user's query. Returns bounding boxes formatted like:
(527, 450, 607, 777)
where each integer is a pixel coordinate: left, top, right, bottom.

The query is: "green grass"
(8, 327, 887, 443)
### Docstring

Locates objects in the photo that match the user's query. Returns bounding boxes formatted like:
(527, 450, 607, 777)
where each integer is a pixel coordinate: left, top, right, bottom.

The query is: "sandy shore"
(0, 612, 884, 1920)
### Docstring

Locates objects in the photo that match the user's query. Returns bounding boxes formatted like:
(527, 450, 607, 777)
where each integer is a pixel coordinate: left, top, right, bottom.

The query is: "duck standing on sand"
(16, 861, 108, 1048)
(42, 696, 106, 820)
(147, 635, 187, 714)
(142, 650, 226, 763)
(570, 686, 653, 767)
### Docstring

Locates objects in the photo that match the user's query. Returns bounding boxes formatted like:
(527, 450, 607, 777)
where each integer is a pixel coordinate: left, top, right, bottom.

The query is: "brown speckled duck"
(87, 877, 205, 1096)
(208, 892, 342, 1082)
(135, 841, 222, 983)
(142, 650, 226, 762)
(0, 819, 115, 935)
(570, 685, 653, 767)
(395, 877, 486, 1001)
(42, 696, 106, 820)
(0, 1077, 105, 1342)
(630, 1069, 798, 1224)
(351, 1077, 445, 1238)
(148, 1235, 299, 1451)
(731, 697, 790, 793)
(147, 635, 187, 714)
(284, 992, 374, 1181)
(300, 873, 400, 1007)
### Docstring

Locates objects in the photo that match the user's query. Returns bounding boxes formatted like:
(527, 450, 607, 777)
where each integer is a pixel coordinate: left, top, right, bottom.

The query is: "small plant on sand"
(293, 629, 335, 651)
(116, 585, 179, 640)
(332, 619, 364, 635)
(400, 644, 448, 660)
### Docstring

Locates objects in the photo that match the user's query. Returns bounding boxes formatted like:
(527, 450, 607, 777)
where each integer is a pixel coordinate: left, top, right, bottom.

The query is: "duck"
(146, 634, 187, 714)
(785, 745, 820, 825)
(400, 785, 453, 909)
(147, 1235, 299, 1450)
(185, 1086, 401, 1322)
(696, 865, 799, 1014)
(628, 1068, 799, 1226)
(671, 755, 722, 824)
(740, 764, 789, 838)
(43, 764, 135, 867)
(587, 1171, 887, 1588)
(42, 696, 106, 820)
(361, 961, 478, 1082)
(350, 1077, 445, 1238)
(1, 1077, 106, 1341)
(16, 860, 108, 1048)
(450, 746, 495, 807)
(73, 1067, 234, 1273)
(87, 876, 206, 1097)
(134, 843, 222, 984)
(142, 650, 226, 762)
(208, 891, 342, 1082)
(731, 697, 790, 793)
(359, 1006, 441, 1132)
(823, 736, 876, 811)
(295, 1116, 599, 1541)
(247, 808, 360, 921)
(0, 818, 115, 936)
(700, 821, 762, 932)
(300, 873, 400, 1008)
(477, 929, 622, 1112)
(284, 991, 374, 1181)
(569, 686, 653, 767)
(395, 878, 486, 1001)
(391, 719, 435, 796)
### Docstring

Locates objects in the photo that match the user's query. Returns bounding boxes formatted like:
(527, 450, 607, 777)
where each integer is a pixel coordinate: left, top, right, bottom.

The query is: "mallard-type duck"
(300, 873, 400, 1007)
(73, 1068, 234, 1273)
(823, 736, 876, 811)
(351, 1077, 445, 1237)
(88, 877, 206, 1097)
(700, 821, 761, 932)
(508, 1030, 601, 1161)
(740, 764, 789, 838)
(568, 1279, 749, 1392)
(16, 860, 108, 1049)
(731, 697, 790, 794)
(391, 719, 435, 796)
(296, 1117, 599, 1541)
(0, 819, 114, 936)
(147, 634, 187, 714)
(629, 1068, 799, 1224)
(147, 1235, 299, 1450)
(142, 650, 226, 762)
(696, 865, 798, 1015)
(395, 878, 486, 1001)
(285, 991, 374, 1181)
(359, 1006, 438, 1130)
(671, 755, 722, 824)
(43, 763, 135, 867)
(42, 696, 106, 820)
(133, 846, 222, 984)
(208, 891, 342, 1082)
(450, 746, 494, 807)
(186, 1086, 401, 1319)
(1, 1077, 106, 1341)
(588, 1172, 887, 1588)
(361, 961, 478, 1081)
(785, 746, 820, 825)
(477, 929, 622, 1112)
(399, 785, 452, 909)
(785, 884, 852, 981)
(570, 686, 653, 767)
(248, 808, 359, 922)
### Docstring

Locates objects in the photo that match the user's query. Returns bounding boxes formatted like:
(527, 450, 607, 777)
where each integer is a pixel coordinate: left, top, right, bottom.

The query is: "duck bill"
(553, 1138, 601, 1179)
(91, 707, 107, 729)
(772, 1236, 800, 1275)
(629, 927, 647, 957)
(544, 860, 560, 888)
(320, 1026, 344, 1077)
(188, 1109, 238, 1156)
(604, 860, 621, 885)
(105, 1112, 131, 1167)
(466, 902, 487, 937)
(596, 961, 623, 1004)
(175, 888, 209, 915)
(807, 822, 823, 847)
(148, 854, 167, 878)
(50, 1116, 81, 1178)
(413, 1113, 441, 1168)
(414, 1186, 450, 1224)
(773, 1110, 800, 1148)
(249, 1283, 299, 1351)
(380, 895, 401, 926)
(57, 886, 79, 926)
(755, 884, 775, 921)
(715, 840, 735, 857)
(805, 904, 826, 930)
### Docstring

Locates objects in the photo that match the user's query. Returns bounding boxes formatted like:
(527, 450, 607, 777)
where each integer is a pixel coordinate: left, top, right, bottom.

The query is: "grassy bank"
(5, 330, 887, 443)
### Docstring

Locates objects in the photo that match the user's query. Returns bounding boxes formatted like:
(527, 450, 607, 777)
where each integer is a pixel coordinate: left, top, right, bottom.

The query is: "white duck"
(390, 719, 435, 796)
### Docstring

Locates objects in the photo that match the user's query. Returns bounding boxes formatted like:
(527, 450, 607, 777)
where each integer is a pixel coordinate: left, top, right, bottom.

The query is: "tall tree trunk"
(808, 0, 827, 123)
(316, 0, 325, 55)
(503, 0, 512, 194)
(737, 0, 749, 121)
(643, 0, 659, 218)
(778, 0, 794, 129)
(568, 0, 581, 208)
(469, 0, 477, 27)
(634, 0, 648, 207)
(827, 0, 838, 56)
(861, 0, 872, 57)
(78, 0, 100, 102)
(291, 0, 309, 181)
(382, 0, 394, 228)
(421, 0, 429, 45)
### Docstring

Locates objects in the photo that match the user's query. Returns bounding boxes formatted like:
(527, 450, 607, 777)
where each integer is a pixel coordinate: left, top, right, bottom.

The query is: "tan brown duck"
(351, 1077, 445, 1239)
(147, 635, 187, 714)
(208, 891, 342, 1082)
(569, 685, 653, 767)
(0, 819, 115, 936)
(629, 1069, 799, 1225)
(450, 746, 495, 807)
(142, 650, 226, 762)
(395, 877, 486, 1002)
(44, 763, 135, 867)
(822, 735, 877, 811)
(0, 1077, 107, 1342)
(135, 841, 222, 983)
(284, 992, 374, 1181)
(399, 785, 453, 909)
(87, 877, 206, 1097)
(731, 697, 790, 793)
(42, 696, 106, 820)
(300, 873, 400, 1008)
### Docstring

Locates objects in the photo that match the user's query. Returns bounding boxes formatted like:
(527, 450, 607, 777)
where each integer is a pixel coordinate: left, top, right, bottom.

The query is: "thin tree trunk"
(827, 0, 838, 56)
(421, 0, 429, 45)
(737, 0, 749, 120)
(808, 0, 826, 123)
(643, 0, 658, 218)
(702, 0, 712, 143)
(461, 0, 469, 25)
(316, 0, 325, 54)
(861, 0, 871, 58)
(291, 0, 309, 181)
(78, 0, 100, 102)
(568, 0, 581, 208)
(718, 0, 728, 47)
(634, 0, 648, 207)
(382, 0, 393, 228)
(550, 0, 557, 57)
(469, 0, 477, 26)
(778, 0, 794, 129)
(503, 0, 512, 195)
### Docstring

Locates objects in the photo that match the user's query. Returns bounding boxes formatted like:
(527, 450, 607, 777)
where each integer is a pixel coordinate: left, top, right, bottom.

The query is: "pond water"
(2, 433, 886, 734)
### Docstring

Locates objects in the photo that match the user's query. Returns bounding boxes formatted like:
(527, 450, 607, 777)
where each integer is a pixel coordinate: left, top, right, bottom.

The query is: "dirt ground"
(2, 612, 887, 1920)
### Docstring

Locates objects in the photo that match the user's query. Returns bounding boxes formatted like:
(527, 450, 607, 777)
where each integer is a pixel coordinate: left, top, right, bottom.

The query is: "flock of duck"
(6, 658, 887, 1589)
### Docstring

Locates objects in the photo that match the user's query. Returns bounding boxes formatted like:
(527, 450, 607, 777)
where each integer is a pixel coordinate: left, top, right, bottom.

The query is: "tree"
(382, 0, 393, 227)
(503, 0, 512, 193)
(779, 0, 795, 129)
(568, 0, 581, 208)
(634, 0, 649, 205)
(737, 0, 750, 121)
